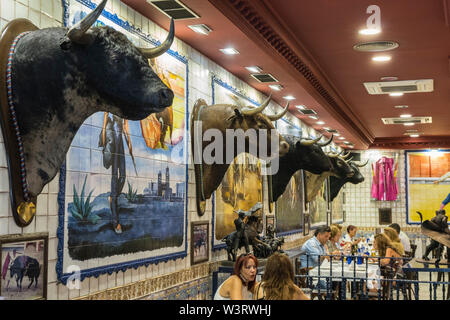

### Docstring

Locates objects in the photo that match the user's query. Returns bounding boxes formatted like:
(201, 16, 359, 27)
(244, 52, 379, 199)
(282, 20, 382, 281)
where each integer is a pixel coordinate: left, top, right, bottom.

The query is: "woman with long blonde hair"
(254, 252, 309, 300)
(374, 233, 403, 266)
(383, 227, 405, 256)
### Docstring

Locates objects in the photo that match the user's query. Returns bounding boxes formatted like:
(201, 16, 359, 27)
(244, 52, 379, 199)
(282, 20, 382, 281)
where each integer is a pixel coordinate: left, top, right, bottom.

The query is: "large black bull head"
(329, 159, 367, 201)
(0, 0, 175, 226)
(267, 134, 333, 207)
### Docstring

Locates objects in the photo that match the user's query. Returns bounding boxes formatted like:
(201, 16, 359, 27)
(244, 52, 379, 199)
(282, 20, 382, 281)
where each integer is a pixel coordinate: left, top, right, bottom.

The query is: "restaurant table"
(308, 260, 381, 299)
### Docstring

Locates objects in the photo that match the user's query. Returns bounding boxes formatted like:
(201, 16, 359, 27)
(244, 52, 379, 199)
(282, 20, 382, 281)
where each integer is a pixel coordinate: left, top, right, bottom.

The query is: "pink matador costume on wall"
(371, 157, 398, 201)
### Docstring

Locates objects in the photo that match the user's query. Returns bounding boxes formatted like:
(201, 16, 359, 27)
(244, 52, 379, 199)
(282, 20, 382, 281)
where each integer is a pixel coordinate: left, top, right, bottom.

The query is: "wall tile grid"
(0, 0, 366, 300)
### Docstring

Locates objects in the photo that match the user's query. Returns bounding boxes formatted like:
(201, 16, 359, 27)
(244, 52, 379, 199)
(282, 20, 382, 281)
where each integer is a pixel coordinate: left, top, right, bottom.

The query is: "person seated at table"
(373, 233, 403, 267)
(340, 225, 362, 253)
(254, 252, 310, 300)
(300, 226, 332, 268)
(388, 223, 411, 255)
(383, 227, 405, 256)
(326, 225, 342, 260)
(214, 253, 258, 300)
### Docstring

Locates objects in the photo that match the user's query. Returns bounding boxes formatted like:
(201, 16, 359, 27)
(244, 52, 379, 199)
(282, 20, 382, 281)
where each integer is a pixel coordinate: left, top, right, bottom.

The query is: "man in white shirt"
(434, 172, 450, 210)
(389, 223, 411, 253)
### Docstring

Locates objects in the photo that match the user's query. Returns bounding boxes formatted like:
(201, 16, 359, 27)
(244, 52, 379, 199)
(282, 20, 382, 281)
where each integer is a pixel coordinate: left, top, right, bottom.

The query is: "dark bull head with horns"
(0, 0, 175, 226)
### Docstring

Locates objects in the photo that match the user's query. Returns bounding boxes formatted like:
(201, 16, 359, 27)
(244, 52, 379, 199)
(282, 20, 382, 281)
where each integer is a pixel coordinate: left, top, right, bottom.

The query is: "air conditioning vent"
(298, 108, 317, 115)
(147, 0, 200, 20)
(364, 79, 433, 95)
(325, 129, 338, 134)
(353, 41, 399, 52)
(382, 117, 432, 125)
(250, 73, 279, 83)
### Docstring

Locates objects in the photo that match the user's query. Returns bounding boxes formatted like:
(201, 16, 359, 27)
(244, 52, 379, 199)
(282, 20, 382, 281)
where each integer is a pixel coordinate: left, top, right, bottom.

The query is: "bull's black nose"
(159, 89, 174, 107)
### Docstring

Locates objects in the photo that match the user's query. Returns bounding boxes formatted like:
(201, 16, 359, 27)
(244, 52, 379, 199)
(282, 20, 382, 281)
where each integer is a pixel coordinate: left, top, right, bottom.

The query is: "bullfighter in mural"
(434, 171, 450, 210)
(99, 113, 137, 234)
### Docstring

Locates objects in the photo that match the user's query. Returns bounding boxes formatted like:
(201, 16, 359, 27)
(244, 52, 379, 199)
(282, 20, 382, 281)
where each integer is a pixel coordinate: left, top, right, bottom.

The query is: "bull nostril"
(159, 89, 174, 106)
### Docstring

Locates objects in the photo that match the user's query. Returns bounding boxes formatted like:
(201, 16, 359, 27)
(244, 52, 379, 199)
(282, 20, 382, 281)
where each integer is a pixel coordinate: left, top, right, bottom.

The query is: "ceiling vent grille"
(364, 79, 434, 95)
(147, 0, 200, 20)
(353, 41, 399, 52)
(382, 117, 432, 125)
(251, 73, 279, 83)
(298, 108, 317, 115)
(325, 129, 338, 133)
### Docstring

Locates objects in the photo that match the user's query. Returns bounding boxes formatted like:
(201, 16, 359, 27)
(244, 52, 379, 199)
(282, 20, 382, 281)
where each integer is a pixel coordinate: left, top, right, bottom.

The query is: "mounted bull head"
(0, 0, 175, 226)
(267, 134, 334, 206)
(329, 160, 367, 201)
(191, 96, 290, 216)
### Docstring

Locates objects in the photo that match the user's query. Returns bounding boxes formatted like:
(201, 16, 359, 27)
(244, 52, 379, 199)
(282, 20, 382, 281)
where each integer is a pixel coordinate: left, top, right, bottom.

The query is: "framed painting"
(191, 222, 209, 265)
(57, 0, 189, 284)
(0, 233, 48, 300)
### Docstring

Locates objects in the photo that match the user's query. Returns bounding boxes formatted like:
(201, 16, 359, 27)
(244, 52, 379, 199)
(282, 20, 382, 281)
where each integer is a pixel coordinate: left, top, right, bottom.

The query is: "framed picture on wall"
(191, 222, 209, 265)
(0, 233, 48, 300)
(266, 216, 275, 234)
(303, 213, 310, 236)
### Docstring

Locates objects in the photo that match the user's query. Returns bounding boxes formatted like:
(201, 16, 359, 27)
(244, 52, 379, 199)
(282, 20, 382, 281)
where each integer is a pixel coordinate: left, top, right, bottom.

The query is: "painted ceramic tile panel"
(212, 84, 264, 244)
(305, 173, 328, 227)
(331, 188, 344, 224)
(58, 2, 187, 274)
(275, 119, 303, 234)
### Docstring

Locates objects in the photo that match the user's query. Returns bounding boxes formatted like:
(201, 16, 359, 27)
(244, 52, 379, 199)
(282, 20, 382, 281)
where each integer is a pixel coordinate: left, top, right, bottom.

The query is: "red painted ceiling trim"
(207, 0, 374, 148)
(370, 136, 450, 150)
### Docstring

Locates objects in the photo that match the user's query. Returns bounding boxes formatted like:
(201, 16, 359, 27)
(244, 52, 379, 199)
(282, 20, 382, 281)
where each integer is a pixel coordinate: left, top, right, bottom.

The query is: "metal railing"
(294, 253, 450, 300)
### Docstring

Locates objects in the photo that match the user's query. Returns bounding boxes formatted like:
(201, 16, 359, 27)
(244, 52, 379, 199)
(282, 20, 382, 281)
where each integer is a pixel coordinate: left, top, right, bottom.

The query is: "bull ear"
(226, 108, 243, 122)
(67, 0, 107, 44)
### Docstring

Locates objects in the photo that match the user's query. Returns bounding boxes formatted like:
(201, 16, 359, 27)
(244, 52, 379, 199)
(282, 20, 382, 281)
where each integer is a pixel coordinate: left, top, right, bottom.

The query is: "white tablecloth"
(308, 261, 381, 289)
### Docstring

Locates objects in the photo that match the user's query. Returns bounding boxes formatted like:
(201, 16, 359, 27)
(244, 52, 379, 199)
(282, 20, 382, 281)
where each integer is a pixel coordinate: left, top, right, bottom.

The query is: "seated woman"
(383, 227, 405, 256)
(373, 233, 403, 267)
(254, 252, 310, 300)
(214, 253, 258, 300)
(326, 225, 343, 260)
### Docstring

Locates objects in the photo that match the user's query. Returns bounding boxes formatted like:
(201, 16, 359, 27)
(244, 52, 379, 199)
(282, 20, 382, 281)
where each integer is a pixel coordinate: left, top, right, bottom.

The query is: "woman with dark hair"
(214, 254, 258, 300)
(373, 233, 403, 267)
(254, 252, 309, 300)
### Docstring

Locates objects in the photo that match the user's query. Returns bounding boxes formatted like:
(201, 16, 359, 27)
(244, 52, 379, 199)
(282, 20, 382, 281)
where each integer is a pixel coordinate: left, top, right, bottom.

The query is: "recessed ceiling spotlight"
(220, 47, 239, 55)
(245, 66, 262, 73)
(403, 122, 415, 126)
(400, 114, 412, 118)
(316, 121, 325, 125)
(283, 95, 295, 100)
(268, 84, 283, 91)
(323, 127, 330, 130)
(389, 92, 404, 97)
(359, 28, 381, 35)
(394, 105, 409, 109)
(339, 137, 345, 140)
(372, 55, 391, 62)
(188, 24, 212, 35)
(334, 133, 341, 136)
(296, 105, 306, 110)
(309, 115, 318, 120)
(409, 134, 420, 138)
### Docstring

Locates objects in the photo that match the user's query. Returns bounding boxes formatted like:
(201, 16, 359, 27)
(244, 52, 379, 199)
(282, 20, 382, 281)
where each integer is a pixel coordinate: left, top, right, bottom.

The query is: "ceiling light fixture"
(400, 114, 412, 118)
(245, 66, 262, 73)
(283, 95, 295, 100)
(403, 122, 415, 126)
(372, 55, 391, 62)
(316, 121, 325, 125)
(220, 47, 239, 55)
(380, 76, 398, 81)
(309, 115, 318, 120)
(339, 137, 345, 140)
(409, 134, 420, 138)
(359, 28, 381, 35)
(188, 24, 212, 35)
(334, 133, 341, 136)
(394, 105, 409, 109)
(268, 84, 283, 91)
(296, 105, 306, 110)
(389, 92, 404, 97)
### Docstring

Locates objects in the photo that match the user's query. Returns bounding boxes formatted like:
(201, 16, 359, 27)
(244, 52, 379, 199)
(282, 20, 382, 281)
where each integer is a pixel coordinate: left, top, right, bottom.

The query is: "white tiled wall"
(0, 0, 346, 300)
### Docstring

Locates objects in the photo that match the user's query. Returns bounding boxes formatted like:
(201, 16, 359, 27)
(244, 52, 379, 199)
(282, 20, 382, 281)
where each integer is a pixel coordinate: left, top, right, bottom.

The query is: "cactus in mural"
(71, 176, 99, 224)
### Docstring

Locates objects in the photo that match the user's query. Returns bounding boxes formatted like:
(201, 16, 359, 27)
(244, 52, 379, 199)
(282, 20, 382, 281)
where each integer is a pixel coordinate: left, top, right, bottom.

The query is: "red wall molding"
(370, 136, 450, 150)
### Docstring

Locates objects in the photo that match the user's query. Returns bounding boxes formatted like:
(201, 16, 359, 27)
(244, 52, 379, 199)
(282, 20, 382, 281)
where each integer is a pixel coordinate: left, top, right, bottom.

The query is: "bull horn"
(341, 151, 352, 159)
(241, 94, 271, 116)
(353, 159, 369, 167)
(344, 156, 354, 163)
(267, 102, 289, 121)
(316, 134, 334, 147)
(326, 151, 340, 158)
(140, 18, 175, 59)
(300, 134, 322, 146)
(67, 0, 108, 43)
